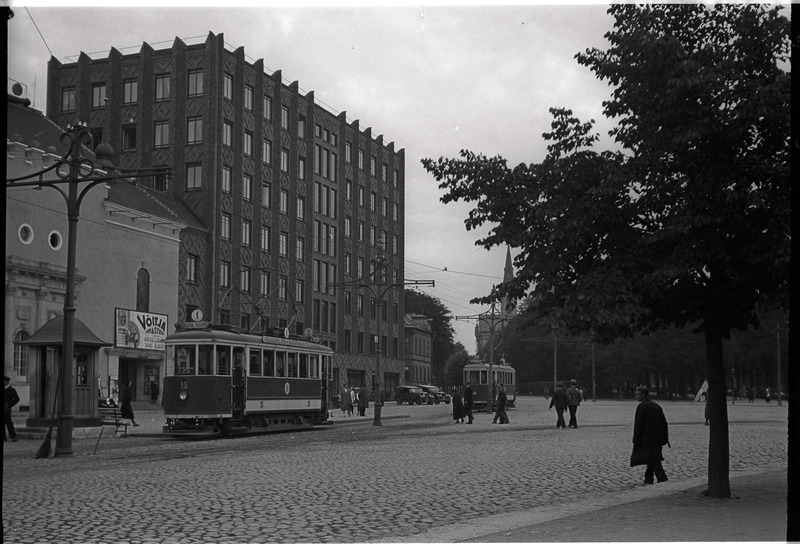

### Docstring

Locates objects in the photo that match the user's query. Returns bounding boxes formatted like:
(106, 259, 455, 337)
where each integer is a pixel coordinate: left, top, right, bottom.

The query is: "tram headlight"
(179, 391, 188, 401)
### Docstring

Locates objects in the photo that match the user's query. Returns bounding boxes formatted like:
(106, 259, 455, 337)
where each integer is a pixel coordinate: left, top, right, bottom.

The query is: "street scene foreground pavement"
(3, 397, 788, 542)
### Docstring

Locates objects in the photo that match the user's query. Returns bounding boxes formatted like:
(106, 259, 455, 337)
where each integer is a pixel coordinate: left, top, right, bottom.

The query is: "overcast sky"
(8, 3, 619, 353)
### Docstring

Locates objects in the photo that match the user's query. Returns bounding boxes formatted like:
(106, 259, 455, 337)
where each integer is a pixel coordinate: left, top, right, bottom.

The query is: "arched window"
(136, 268, 150, 312)
(13, 331, 30, 382)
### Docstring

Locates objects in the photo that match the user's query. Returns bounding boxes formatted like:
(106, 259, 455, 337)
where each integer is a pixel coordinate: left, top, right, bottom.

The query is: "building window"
(263, 139, 272, 164)
(358, 149, 364, 170)
(263, 95, 272, 120)
(346, 180, 352, 200)
(297, 196, 305, 220)
(357, 257, 364, 278)
(261, 226, 271, 252)
(242, 220, 252, 247)
(280, 148, 289, 172)
(13, 331, 30, 382)
(186, 163, 202, 190)
(345, 142, 352, 164)
(260, 270, 270, 295)
(244, 131, 253, 157)
(221, 213, 231, 240)
(154, 121, 169, 148)
(358, 221, 364, 242)
(296, 280, 304, 303)
(187, 117, 202, 144)
(262, 183, 271, 208)
(223, 121, 233, 147)
(240, 267, 251, 293)
(223, 73, 233, 101)
(357, 332, 364, 354)
(370, 226, 376, 246)
(222, 166, 232, 193)
(382, 197, 388, 216)
(298, 116, 306, 138)
(344, 217, 351, 238)
(357, 294, 364, 317)
(123, 79, 138, 105)
(220, 261, 231, 288)
(382, 163, 388, 181)
(154, 173, 169, 191)
(298, 157, 305, 180)
(188, 69, 203, 97)
(296, 237, 304, 261)
(394, 168, 400, 188)
(244, 85, 254, 111)
(280, 190, 288, 214)
(279, 232, 288, 256)
(370, 156, 376, 176)
(187, 255, 197, 283)
(279, 276, 288, 301)
(136, 268, 150, 312)
(155, 74, 170, 101)
(345, 253, 351, 275)
(91, 83, 106, 109)
(393, 234, 398, 255)
(358, 186, 365, 207)
(393, 202, 399, 221)
(121, 125, 137, 151)
(61, 87, 76, 113)
(281, 106, 289, 130)
(243, 175, 252, 202)
(370, 192, 376, 211)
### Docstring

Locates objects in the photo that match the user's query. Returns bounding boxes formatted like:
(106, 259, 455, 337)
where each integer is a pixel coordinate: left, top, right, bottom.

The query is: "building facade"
(404, 314, 433, 385)
(45, 32, 407, 399)
(6, 93, 189, 416)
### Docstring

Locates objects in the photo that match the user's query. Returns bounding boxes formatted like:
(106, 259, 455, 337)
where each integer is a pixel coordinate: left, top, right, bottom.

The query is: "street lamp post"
(8, 122, 169, 457)
(774, 324, 783, 407)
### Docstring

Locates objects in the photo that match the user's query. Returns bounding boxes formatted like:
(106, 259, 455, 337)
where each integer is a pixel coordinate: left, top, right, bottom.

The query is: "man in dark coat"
(4, 376, 20, 442)
(548, 382, 568, 429)
(492, 383, 509, 424)
(451, 388, 465, 423)
(566, 379, 583, 428)
(357, 384, 369, 416)
(630, 386, 670, 484)
(463, 382, 474, 424)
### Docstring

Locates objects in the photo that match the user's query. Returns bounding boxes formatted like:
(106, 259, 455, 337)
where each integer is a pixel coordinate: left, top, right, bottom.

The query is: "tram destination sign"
(115, 308, 168, 351)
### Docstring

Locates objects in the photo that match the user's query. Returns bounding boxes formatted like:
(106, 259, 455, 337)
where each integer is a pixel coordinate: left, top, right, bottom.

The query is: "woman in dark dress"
(120, 380, 139, 427)
(452, 388, 465, 423)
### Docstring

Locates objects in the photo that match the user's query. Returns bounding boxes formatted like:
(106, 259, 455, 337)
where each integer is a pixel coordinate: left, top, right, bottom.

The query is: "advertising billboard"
(115, 308, 168, 351)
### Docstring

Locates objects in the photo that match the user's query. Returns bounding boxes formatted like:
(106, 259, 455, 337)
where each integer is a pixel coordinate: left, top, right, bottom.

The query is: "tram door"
(231, 347, 245, 420)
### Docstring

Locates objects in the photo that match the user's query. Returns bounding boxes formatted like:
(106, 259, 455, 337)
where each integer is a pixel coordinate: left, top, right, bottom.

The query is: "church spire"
(502, 247, 516, 316)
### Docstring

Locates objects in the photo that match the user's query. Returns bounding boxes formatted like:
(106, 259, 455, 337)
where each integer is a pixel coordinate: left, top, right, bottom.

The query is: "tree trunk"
(705, 328, 731, 498)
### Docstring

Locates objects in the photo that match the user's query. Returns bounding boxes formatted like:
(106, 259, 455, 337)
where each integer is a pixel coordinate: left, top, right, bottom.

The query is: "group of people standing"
(451, 382, 510, 424)
(339, 385, 369, 417)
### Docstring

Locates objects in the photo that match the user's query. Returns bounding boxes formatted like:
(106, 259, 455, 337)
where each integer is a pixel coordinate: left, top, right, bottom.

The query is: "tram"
(462, 361, 516, 411)
(162, 323, 333, 436)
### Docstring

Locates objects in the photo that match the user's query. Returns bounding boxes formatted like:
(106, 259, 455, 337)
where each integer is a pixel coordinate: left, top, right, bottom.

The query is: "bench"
(98, 407, 129, 437)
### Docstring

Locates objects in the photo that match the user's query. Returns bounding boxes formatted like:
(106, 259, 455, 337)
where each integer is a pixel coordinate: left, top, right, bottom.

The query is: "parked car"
(394, 385, 425, 405)
(415, 384, 451, 405)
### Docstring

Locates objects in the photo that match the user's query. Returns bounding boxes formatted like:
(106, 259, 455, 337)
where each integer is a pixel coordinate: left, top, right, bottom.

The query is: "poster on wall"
(115, 308, 168, 351)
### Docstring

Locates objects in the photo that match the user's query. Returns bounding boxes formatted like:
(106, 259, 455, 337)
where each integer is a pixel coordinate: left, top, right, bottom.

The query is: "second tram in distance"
(162, 323, 333, 436)
(462, 361, 517, 411)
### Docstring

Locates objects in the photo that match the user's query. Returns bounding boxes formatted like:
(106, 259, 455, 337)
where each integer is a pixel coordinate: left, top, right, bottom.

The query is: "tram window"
(198, 345, 212, 375)
(175, 346, 196, 375)
(275, 351, 285, 377)
(249, 351, 261, 376)
(299, 353, 309, 378)
(263, 350, 275, 376)
(216, 346, 231, 375)
(287, 352, 298, 377)
(480, 370, 487, 384)
(310, 355, 319, 378)
(233, 347, 245, 376)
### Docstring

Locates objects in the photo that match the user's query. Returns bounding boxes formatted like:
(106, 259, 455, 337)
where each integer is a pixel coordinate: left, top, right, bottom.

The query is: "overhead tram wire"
(25, 8, 54, 57)
(404, 259, 503, 281)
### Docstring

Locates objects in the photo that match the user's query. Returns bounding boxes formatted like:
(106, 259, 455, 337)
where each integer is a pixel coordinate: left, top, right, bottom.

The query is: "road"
(2, 397, 787, 543)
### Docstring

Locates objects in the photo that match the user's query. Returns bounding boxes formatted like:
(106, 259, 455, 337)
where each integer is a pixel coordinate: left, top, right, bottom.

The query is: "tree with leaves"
(422, 4, 789, 499)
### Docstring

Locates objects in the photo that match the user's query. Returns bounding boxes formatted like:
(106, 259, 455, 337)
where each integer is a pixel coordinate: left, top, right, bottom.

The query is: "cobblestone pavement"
(2, 398, 787, 543)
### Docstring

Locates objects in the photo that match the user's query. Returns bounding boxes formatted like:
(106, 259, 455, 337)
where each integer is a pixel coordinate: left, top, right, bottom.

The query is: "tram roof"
(166, 327, 333, 353)
(463, 362, 515, 371)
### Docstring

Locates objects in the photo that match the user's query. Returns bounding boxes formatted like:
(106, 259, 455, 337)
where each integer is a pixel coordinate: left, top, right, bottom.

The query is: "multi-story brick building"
(45, 32, 406, 398)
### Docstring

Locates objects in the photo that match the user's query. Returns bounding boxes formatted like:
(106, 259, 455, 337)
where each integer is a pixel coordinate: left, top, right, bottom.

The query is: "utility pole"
(334, 238, 433, 426)
(455, 289, 508, 413)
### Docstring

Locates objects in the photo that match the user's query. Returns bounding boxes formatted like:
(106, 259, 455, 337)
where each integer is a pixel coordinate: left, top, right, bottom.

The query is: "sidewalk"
(397, 465, 787, 543)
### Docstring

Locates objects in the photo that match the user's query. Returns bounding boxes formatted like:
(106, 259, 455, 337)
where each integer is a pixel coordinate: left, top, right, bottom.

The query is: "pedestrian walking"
(544, 387, 549, 400)
(492, 383, 510, 424)
(630, 386, 670, 485)
(357, 384, 369, 416)
(342, 386, 354, 417)
(451, 388, 465, 423)
(566, 379, 583, 428)
(765, 388, 771, 403)
(4, 376, 20, 442)
(746, 387, 755, 403)
(463, 382, 475, 424)
(120, 380, 139, 427)
(549, 382, 568, 429)
(150, 380, 159, 405)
